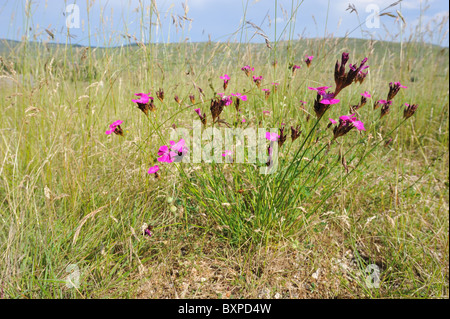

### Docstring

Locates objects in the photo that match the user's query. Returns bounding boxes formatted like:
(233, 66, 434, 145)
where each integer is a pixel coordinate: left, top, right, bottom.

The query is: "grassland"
(0, 33, 448, 299)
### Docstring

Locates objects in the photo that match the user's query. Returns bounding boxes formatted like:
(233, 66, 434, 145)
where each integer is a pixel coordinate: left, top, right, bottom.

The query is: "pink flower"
(262, 110, 271, 115)
(387, 81, 408, 100)
(265, 132, 280, 141)
(361, 91, 371, 98)
(241, 65, 254, 72)
(329, 118, 337, 124)
(195, 108, 207, 125)
(390, 81, 407, 89)
(241, 65, 254, 76)
(305, 55, 314, 61)
(170, 138, 186, 154)
(330, 114, 366, 139)
(157, 145, 177, 163)
(241, 118, 246, 123)
(220, 74, 230, 82)
(292, 65, 301, 69)
(308, 86, 331, 94)
(231, 93, 247, 101)
(222, 150, 233, 157)
(105, 120, 124, 135)
(222, 95, 233, 106)
(147, 165, 160, 174)
(353, 120, 365, 131)
(132, 93, 151, 104)
(170, 138, 188, 162)
(319, 92, 340, 105)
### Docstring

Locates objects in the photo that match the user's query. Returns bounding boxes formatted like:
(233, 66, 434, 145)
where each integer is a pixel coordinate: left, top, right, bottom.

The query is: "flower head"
(132, 93, 155, 115)
(156, 88, 164, 102)
(210, 98, 226, 123)
(310, 86, 340, 118)
(252, 75, 263, 88)
(241, 65, 254, 76)
(334, 52, 369, 96)
(157, 145, 177, 163)
(361, 91, 371, 98)
(194, 108, 207, 125)
(308, 86, 332, 94)
(265, 132, 280, 141)
(231, 93, 247, 111)
(319, 92, 340, 105)
(387, 81, 407, 101)
(404, 103, 418, 119)
(147, 165, 160, 178)
(278, 125, 288, 147)
(262, 88, 271, 100)
(291, 125, 302, 142)
(220, 74, 230, 90)
(305, 55, 314, 67)
(330, 114, 366, 139)
(105, 120, 124, 136)
(379, 100, 393, 118)
(222, 150, 233, 162)
(170, 138, 188, 161)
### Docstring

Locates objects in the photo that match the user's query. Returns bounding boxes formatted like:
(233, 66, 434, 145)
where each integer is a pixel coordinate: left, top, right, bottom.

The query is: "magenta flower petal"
(353, 120, 366, 131)
(308, 86, 331, 93)
(265, 132, 280, 141)
(222, 150, 233, 157)
(171, 139, 186, 153)
(329, 118, 337, 124)
(361, 91, 371, 98)
(320, 98, 340, 105)
(147, 165, 160, 174)
(132, 93, 151, 104)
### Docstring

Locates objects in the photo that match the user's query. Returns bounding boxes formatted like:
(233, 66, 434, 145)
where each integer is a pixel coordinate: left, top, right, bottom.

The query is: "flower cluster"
(103, 50, 419, 188)
(334, 52, 369, 96)
(241, 65, 254, 76)
(329, 114, 365, 139)
(252, 75, 263, 88)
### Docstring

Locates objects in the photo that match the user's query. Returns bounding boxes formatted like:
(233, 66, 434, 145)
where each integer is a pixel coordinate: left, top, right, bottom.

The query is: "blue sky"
(0, 0, 448, 47)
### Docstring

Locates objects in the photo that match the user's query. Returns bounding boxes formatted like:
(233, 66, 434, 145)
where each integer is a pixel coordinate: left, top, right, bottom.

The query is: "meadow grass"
(0, 3, 448, 298)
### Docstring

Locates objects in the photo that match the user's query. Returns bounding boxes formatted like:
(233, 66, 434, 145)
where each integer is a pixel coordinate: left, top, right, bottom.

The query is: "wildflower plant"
(108, 51, 419, 245)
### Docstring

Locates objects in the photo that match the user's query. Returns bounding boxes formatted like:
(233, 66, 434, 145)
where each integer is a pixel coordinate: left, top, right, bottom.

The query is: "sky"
(0, 0, 448, 47)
